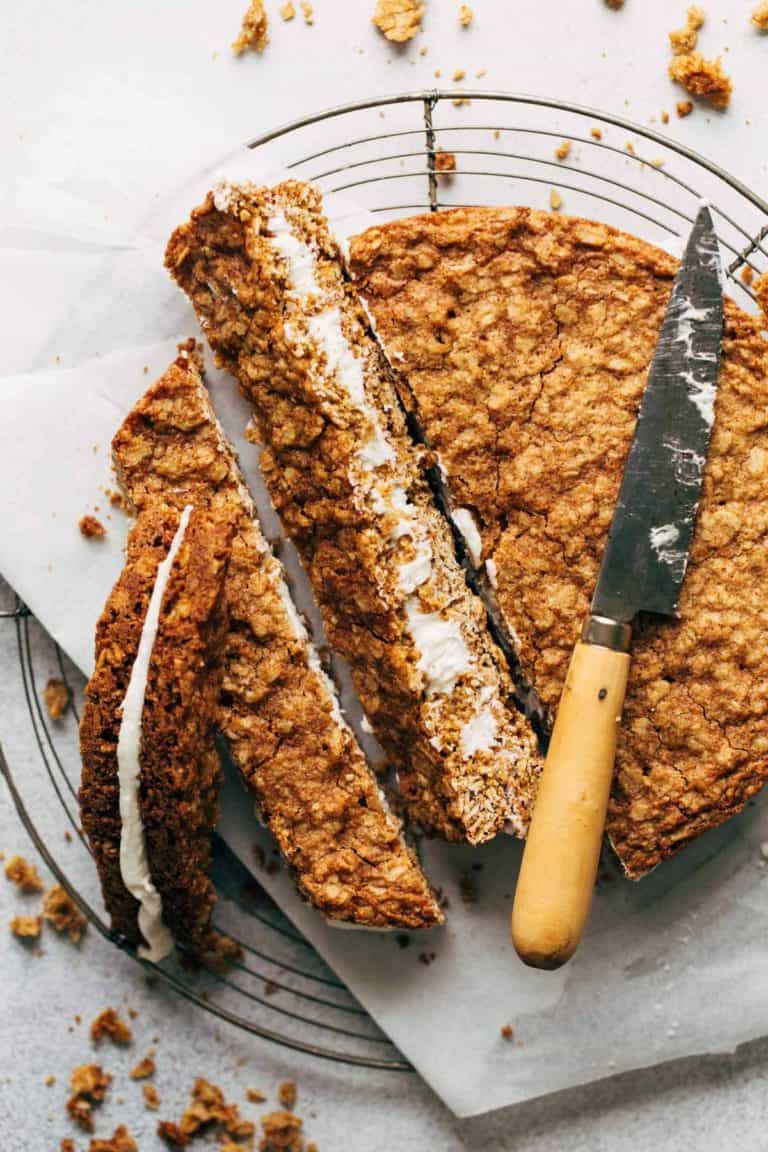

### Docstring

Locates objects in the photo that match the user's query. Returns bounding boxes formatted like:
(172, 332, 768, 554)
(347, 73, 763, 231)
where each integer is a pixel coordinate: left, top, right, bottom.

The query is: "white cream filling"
(452, 507, 483, 567)
(460, 687, 500, 758)
(117, 505, 193, 963)
(267, 209, 472, 699)
(485, 557, 498, 588)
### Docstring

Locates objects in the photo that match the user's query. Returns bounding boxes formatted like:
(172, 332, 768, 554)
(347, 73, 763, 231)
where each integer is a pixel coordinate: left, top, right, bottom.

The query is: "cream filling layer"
(267, 207, 470, 697)
(116, 505, 193, 962)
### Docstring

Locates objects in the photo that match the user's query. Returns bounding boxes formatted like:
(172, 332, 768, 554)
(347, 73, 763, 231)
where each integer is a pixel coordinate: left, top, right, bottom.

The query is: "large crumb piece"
(45, 677, 71, 720)
(280, 1, 296, 17)
(278, 1081, 297, 1110)
(669, 51, 732, 108)
(5, 854, 44, 892)
(753, 2, 768, 29)
(300, 1, 314, 22)
(88, 1126, 138, 1152)
(158, 1121, 189, 1148)
(43, 885, 87, 942)
(670, 5, 706, 54)
(90, 1007, 133, 1046)
(435, 150, 457, 175)
(130, 1054, 156, 1079)
(179, 1078, 254, 1141)
(10, 914, 42, 938)
(458, 4, 472, 25)
(71, 1064, 111, 1101)
(232, 0, 269, 54)
(259, 1111, 305, 1152)
(372, 0, 425, 42)
(79, 514, 106, 539)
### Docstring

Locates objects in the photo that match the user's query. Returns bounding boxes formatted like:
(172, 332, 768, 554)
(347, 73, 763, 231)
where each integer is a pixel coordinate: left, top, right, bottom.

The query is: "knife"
(511, 205, 724, 970)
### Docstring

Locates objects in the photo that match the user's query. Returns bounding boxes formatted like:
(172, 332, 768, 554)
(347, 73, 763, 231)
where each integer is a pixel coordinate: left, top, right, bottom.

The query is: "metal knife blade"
(591, 205, 724, 624)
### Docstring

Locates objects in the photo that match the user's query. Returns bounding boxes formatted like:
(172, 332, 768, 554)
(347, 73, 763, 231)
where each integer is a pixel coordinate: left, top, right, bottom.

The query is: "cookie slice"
(165, 182, 542, 845)
(79, 505, 232, 959)
(112, 344, 442, 929)
(350, 206, 768, 877)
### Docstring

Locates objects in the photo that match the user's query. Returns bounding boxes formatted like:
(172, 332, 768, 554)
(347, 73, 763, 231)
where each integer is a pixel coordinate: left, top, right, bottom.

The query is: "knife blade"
(592, 204, 724, 625)
(512, 206, 724, 970)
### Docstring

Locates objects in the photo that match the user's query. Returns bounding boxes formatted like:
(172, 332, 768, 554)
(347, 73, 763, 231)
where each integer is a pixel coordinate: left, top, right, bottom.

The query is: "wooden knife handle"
(512, 637, 631, 970)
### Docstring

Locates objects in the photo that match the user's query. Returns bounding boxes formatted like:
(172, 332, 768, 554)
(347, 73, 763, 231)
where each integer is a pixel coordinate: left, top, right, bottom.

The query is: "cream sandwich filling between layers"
(116, 504, 193, 962)
(265, 204, 506, 759)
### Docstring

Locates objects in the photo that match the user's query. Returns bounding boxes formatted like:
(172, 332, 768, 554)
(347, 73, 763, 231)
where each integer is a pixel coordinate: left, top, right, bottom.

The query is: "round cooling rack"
(2, 90, 767, 1072)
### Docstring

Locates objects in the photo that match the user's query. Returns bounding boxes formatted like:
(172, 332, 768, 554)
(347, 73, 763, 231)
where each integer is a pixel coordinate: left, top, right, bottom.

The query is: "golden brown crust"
(350, 206, 768, 877)
(165, 183, 542, 846)
(79, 506, 231, 952)
(112, 346, 442, 927)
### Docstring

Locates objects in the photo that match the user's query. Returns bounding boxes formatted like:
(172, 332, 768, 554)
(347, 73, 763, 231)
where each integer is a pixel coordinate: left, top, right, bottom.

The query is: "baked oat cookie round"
(350, 207, 768, 878)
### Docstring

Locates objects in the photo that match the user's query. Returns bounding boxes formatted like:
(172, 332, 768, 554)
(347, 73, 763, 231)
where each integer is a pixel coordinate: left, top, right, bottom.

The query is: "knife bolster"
(581, 615, 632, 653)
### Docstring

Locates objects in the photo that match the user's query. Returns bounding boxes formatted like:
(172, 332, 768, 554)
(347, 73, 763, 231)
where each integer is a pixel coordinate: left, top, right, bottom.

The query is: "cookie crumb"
(61, 1141, 76, 1152)
(67, 1064, 112, 1132)
(79, 515, 106, 540)
(5, 854, 44, 892)
(590, 126, 603, 139)
(88, 1125, 138, 1152)
(259, 1111, 304, 1152)
(676, 98, 694, 116)
(555, 139, 571, 161)
(500, 1023, 515, 1040)
(549, 188, 563, 211)
(661, 109, 670, 123)
(755, 274, 768, 319)
(741, 265, 755, 287)
(452, 67, 466, 81)
(278, 1081, 297, 1109)
(669, 6, 705, 55)
(753, 2, 768, 29)
(605, 0, 624, 7)
(144, 1083, 161, 1110)
(372, 0, 424, 41)
(300, 1, 314, 23)
(435, 150, 457, 175)
(10, 914, 41, 939)
(44, 677, 71, 720)
(157, 1120, 189, 1147)
(280, 1, 296, 18)
(90, 1007, 133, 1046)
(458, 4, 473, 25)
(46, 1075, 57, 1086)
(668, 52, 732, 108)
(452, 97, 471, 106)
(130, 1054, 156, 1079)
(232, 0, 269, 54)
(247, 1089, 267, 1103)
(43, 885, 87, 943)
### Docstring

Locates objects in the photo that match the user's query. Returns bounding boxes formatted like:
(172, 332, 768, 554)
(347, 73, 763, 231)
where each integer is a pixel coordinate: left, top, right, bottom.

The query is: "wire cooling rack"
(1, 90, 767, 1072)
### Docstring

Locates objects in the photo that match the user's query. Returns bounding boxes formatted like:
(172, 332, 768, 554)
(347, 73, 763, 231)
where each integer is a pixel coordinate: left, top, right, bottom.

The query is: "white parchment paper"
(2, 148, 768, 1118)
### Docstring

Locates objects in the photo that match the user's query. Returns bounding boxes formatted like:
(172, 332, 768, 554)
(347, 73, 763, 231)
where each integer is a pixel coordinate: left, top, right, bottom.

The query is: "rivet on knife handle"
(511, 616, 631, 970)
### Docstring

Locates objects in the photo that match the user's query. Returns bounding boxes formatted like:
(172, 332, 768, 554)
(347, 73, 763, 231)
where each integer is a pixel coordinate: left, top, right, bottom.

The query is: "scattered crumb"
(458, 4, 472, 26)
(130, 1055, 156, 1080)
(661, 109, 670, 123)
(452, 67, 465, 81)
(625, 140, 636, 154)
(475, 66, 486, 77)
(127, 1008, 139, 1020)
(434, 67, 441, 77)
(493, 128, 500, 139)
(280, 1, 296, 18)
(373, 0, 424, 41)
(144, 1084, 161, 1111)
(264, 980, 279, 996)
(90, 1007, 133, 1046)
(741, 265, 755, 286)
(300, 1, 314, 23)
(5, 854, 44, 892)
(205, 932, 243, 969)
(669, 6, 704, 55)
(43, 885, 87, 942)
(44, 677, 71, 720)
(549, 188, 563, 211)
(232, 0, 269, 54)
(174, 1078, 254, 1142)
(79, 515, 106, 540)
(418, 950, 437, 965)
(753, 2, 768, 30)
(46, 1075, 57, 1086)
(247, 1089, 267, 1103)
(10, 914, 42, 939)
(419, 44, 428, 54)
(278, 1081, 297, 1110)
(88, 1125, 138, 1152)
(755, 273, 768, 318)
(605, 0, 624, 7)
(157, 1121, 189, 1148)
(650, 157, 665, 168)
(452, 97, 471, 106)
(396, 932, 410, 948)
(590, 126, 603, 139)
(107, 488, 125, 509)
(67, 1064, 112, 1132)
(61, 1141, 76, 1152)
(434, 150, 457, 176)
(669, 51, 732, 108)
(259, 1111, 304, 1152)
(555, 139, 571, 161)
(676, 98, 694, 116)
(500, 1023, 515, 1040)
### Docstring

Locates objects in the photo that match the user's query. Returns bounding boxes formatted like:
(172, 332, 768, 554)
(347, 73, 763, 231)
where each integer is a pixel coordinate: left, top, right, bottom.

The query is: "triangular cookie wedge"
(350, 206, 768, 878)
(112, 343, 442, 929)
(80, 504, 232, 959)
(166, 183, 542, 846)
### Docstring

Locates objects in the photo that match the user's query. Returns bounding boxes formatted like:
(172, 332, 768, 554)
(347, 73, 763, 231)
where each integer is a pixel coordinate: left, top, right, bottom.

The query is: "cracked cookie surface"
(350, 206, 768, 877)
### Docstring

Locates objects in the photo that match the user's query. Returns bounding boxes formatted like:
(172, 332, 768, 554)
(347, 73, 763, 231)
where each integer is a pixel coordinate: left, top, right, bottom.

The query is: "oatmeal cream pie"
(165, 182, 542, 846)
(79, 505, 232, 958)
(112, 344, 441, 929)
(350, 206, 768, 878)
